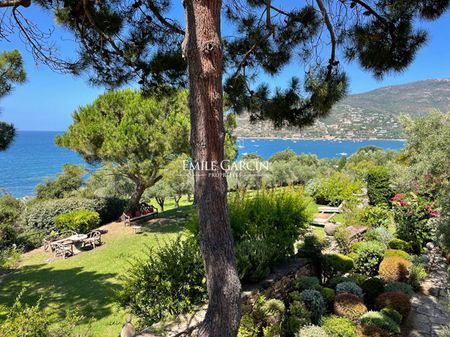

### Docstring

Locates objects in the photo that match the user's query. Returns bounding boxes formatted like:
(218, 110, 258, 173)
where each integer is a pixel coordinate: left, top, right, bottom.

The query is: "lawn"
(0, 204, 193, 336)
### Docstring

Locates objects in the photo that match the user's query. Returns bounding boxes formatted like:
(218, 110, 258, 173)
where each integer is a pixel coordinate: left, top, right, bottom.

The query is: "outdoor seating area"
(43, 230, 103, 259)
(122, 202, 158, 225)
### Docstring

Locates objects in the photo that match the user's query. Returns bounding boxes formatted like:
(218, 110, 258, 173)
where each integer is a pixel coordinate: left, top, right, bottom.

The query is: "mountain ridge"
(234, 78, 450, 139)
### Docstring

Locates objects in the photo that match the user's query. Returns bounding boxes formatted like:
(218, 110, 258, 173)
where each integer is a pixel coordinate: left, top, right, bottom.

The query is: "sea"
(0, 131, 405, 198)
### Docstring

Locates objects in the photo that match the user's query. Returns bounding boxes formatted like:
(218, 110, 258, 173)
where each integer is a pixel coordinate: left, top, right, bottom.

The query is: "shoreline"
(236, 136, 406, 141)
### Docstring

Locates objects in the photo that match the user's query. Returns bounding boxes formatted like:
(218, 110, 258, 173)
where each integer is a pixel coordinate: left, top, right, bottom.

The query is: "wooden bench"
(123, 203, 158, 226)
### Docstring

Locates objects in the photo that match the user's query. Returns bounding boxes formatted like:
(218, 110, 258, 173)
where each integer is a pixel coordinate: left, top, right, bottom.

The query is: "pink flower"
(392, 193, 405, 202)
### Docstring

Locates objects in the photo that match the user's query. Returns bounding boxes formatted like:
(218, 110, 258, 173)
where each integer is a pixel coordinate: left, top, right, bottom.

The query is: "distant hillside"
(234, 79, 450, 139)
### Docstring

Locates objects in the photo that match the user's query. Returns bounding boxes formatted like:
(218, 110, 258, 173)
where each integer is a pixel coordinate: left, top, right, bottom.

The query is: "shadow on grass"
(143, 205, 196, 234)
(0, 264, 120, 323)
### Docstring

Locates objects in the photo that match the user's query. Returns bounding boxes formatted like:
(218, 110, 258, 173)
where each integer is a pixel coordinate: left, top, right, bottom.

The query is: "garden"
(1, 111, 448, 336)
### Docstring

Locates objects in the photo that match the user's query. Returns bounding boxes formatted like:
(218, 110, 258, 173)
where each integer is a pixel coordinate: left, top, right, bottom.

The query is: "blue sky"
(1, 4, 450, 131)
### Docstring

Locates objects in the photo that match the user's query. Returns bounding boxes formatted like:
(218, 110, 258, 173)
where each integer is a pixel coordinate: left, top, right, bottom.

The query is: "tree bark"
(128, 180, 145, 213)
(155, 197, 165, 212)
(182, 1, 242, 336)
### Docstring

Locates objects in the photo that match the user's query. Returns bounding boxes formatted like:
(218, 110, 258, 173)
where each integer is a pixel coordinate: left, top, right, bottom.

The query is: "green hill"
(234, 78, 450, 139)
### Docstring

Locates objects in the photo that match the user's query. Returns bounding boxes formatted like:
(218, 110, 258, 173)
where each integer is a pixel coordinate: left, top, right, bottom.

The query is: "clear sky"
(1, 4, 450, 131)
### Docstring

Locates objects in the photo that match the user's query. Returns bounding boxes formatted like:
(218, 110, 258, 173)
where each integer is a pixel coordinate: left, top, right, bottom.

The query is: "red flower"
(392, 193, 405, 202)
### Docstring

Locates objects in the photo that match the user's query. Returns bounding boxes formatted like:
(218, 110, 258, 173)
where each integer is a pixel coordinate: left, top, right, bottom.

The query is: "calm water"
(0, 131, 405, 197)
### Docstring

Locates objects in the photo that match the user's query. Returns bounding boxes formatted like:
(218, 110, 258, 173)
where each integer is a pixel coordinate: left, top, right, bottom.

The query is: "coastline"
(236, 136, 406, 142)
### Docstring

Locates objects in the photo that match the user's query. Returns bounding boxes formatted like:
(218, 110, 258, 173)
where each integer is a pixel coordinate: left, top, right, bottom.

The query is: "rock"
(426, 242, 435, 250)
(120, 317, 136, 337)
(324, 222, 338, 236)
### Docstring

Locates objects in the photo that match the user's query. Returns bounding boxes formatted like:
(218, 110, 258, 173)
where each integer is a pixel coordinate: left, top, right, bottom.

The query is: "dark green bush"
(366, 166, 393, 206)
(119, 235, 207, 325)
(384, 282, 414, 297)
(360, 311, 400, 334)
(281, 300, 311, 337)
(321, 253, 354, 282)
(0, 195, 22, 250)
(335, 282, 363, 298)
(388, 238, 412, 252)
(408, 256, 427, 291)
(310, 172, 362, 206)
(295, 276, 321, 291)
(328, 276, 354, 289)
(35, 164, 85, 200)
(300, 290, 325, 324)
(380, 307, 402, 325)
(361, 278, 385, 308)
(359, 205, 393, 228)
(320, 287, 336, 308)
(320, 315, 357, 337)
(54, 209, 100, 233)
(352, 241, 385, 276)
(235, 239, 277, 282)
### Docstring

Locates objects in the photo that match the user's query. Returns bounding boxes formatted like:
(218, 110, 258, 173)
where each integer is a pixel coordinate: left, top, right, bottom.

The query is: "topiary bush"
(297, 325, 329, 337)
(300, 290, 325, 324)
(378, 256, 412, 282)
(320, 287, 336, 308)
(281, 299, 311, 337)
(328, 276, 354, 289)
(321, 253, 354, 283)
(335, 282, 363, 299)
(384, 249, 410, 260)
(366, 166, 393, 206)
(295, 276, 321, 291)
(352, 241, 385, 276)
(384, 282, 414, 298)
(320, 315, 357, 337)
(360, 311, 400, 335)
(118, 235, 207, 326)
(334, 293, 368, 321)
(388, 238, 412, 252)
(361, 278, 385, 308)
(54, 209, 100, 233)
(380, 307, 402, 325)
(375, 291, 411, 321)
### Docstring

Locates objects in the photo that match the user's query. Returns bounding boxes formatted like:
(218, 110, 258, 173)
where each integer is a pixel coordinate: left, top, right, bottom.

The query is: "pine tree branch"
(351, 0, 388, 25)
(316, 0, 337, 78)
(146, 0, 184, 36)
(0, 0, 30, 8)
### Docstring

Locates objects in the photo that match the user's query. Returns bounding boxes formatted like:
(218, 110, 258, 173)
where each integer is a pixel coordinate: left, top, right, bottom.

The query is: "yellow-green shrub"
(378, 256, 412, 282)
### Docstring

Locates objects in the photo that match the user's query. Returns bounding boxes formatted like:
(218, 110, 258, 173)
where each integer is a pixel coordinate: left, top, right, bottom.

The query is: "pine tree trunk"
(182, 1, 242, 336)
(128, 181, 145, 212)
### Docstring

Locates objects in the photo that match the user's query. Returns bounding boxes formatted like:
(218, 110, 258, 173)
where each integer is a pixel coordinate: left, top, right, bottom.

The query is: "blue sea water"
(0, 131, 405, 198)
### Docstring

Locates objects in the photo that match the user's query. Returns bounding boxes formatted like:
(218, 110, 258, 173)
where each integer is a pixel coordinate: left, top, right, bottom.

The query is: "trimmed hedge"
(378, 256, 412, 282)
(334, 293, 367, 321)
(54, 209, 100, 233)
(360, 311, 400, 334)
(375, 291, 411, 321)
(23, 197, 126, 231)
(322, 253, 354, 282)
(321, 315, 357, 337)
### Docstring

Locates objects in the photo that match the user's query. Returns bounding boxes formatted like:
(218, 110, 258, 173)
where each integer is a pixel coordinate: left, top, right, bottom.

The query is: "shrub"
(335, 282, 363, 299)
(437, 324, 450, 337)
(235, 239, 277, 282)
(300, 290, 325, 324)
(334, 293, 367, 321)
(364, 227, 392, 246)
(375, 291, 411, 320)
(359, 205, 393, 228)
(356, 325, 390, 337)
(322, 254, 354, 282)
(119, 235, 207, 325)
(366, 166, 393, 206)
(384, 249, 410, 260)
(297, 234, 324, 263)
(320, 287, 336, 307)
(23, 197, 126, 231)
(240, 296, 285, 337)
(320, 315, 357, 337)
(392, 193, 437, 253)
(384, 282, 414, 297)
(352, 241, 385, 276)
(361, 278, 385, 308)
(311, 172, 362, 206)
(380, 307, 402, 325)
(229, 189, 311, 270)
(297, 325, 329, 337)
(360, 311, 400, 334)
(378, 256, 412, 282)
(54, 209, 100, 233)
(328, 276, 354, 289)
(408, 258, 427, 291)
(334, 225, 352, 254)
(281, 300, 311, 337)
(388, 238, 412, 252)
(295, 276, 321, 291)
(0, 290, 87, 337)
(348, 273, 368, 286)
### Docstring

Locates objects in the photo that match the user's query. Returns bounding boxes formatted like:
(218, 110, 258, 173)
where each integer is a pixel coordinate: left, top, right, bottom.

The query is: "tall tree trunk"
(128, 181, 145, 213)
(182, 1, 242, 336)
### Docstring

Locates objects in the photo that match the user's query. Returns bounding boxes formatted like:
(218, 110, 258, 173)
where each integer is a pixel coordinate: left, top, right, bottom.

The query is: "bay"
(0, 131, 405, 197)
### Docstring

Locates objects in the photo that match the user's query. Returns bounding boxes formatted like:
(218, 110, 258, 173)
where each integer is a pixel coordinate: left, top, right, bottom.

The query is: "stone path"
(406, 256, 450, 337)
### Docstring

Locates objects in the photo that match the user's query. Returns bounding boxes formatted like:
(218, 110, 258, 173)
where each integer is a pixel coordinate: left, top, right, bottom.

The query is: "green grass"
(0, 205, 193, 336)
